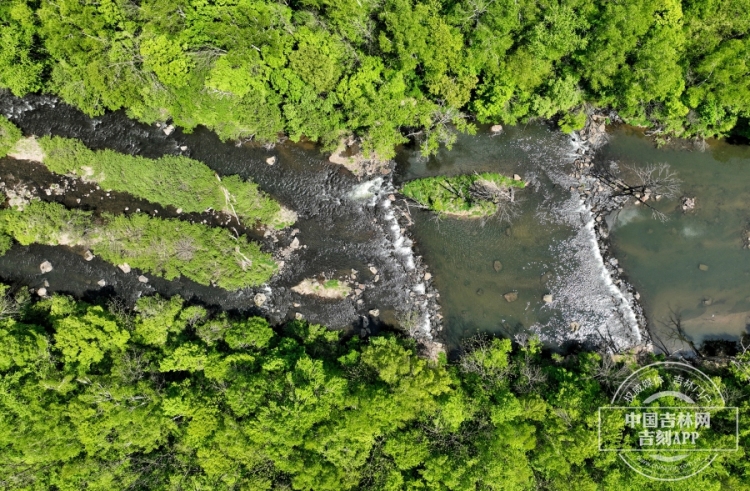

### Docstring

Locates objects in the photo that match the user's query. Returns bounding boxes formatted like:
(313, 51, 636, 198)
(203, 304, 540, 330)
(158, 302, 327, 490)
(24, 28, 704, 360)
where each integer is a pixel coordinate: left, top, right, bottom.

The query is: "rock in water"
(513, 174, 522, 181)
(254, 293, 267, 307)
(702, 297, 713, 306)
(39, 261, 53, 273)
(368, 309, 380, 317)
(504, 292, 518, 302)
(83, 250, 94, 261)
(490, 124, 503, 133)
(162, 124, 175, 135)
(493, 260, 503, 272)
(266, 156, 276, 165)
(138, 275, 149, 283)
(118, 263, 131, 273)
(97, 280, 106, 287)
(36, 288, 47, 297)
(699, 264, 709, 271)
(543, 294, 553, 303)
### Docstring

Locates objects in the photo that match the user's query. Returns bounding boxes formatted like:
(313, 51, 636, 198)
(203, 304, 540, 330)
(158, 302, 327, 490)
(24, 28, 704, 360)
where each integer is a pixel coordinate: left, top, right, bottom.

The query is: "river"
(1, 94, 747, 354)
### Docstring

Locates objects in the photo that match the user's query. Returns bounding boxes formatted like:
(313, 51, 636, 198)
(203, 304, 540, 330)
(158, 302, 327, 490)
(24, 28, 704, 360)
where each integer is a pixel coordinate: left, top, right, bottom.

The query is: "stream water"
(1, 93, 747, 352)
(602, 127, 750, 350)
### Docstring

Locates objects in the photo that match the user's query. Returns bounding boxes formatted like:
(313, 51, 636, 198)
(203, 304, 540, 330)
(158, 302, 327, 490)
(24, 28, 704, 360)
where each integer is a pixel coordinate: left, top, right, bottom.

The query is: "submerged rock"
(493, 260, 503, 272)
(504, 291, 518, 302)
(699, 264, 709, 271)
(254, 293, 267, 307)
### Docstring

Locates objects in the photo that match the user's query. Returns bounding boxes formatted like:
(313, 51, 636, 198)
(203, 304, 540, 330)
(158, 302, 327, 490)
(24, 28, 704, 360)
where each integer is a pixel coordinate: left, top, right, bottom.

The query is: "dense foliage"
(2, 0, 750, 157)
(0, 115, 22, 158)
(37, 136, 292, 229)
(0, 200, 277, 289)
(402, 173, 524, 217)
(0, 288, 748, 490)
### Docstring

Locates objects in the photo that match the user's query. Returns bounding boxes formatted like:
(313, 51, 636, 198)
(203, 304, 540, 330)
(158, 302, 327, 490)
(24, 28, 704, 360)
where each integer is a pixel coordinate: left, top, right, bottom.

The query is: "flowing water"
(602, 127, 750, 349)
(394, 125, 641, 351)
(2, 93, 746, 353)
(0, 94, 434, 334)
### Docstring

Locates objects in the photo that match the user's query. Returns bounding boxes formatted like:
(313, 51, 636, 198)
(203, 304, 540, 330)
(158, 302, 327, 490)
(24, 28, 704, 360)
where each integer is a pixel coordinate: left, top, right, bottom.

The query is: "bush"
(0, 116, 22, 158)
(38, 136, 292, 229)
(0, 200, 277, 290)
(401, 173, 524, 218)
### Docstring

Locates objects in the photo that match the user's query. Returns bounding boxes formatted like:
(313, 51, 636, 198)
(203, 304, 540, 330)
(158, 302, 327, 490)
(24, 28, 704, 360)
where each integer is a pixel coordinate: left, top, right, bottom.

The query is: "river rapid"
(1, 94, 747, 354)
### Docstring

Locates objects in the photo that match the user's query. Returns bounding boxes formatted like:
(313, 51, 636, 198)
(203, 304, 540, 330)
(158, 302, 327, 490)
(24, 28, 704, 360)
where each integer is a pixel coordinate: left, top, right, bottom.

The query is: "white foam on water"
(347, 177, 383, 203)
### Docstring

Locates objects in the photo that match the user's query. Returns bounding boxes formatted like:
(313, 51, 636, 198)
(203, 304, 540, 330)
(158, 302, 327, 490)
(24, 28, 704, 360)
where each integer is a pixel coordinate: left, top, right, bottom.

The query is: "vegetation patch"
(0, 116, 22, 158)
(291, 277, 351, 299)
(36, 136, 294, 229)
(401, 173, 525, 218)
(0, 200, 277, 290)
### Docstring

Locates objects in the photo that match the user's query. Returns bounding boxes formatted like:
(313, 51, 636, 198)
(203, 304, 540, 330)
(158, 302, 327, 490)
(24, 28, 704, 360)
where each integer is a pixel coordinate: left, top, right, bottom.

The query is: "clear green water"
(604, 127, 750, 348)
(396, 124, 642, 350)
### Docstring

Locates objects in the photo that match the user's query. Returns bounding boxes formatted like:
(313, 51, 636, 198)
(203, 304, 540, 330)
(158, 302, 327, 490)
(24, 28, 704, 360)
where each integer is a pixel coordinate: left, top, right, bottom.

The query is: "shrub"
(38, 136, 292, 229)
(0, 200, 277, 290)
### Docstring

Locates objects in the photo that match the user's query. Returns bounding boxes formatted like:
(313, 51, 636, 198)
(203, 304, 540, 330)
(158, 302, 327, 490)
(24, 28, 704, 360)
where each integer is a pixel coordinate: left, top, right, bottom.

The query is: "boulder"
(493, 260, 503, 272)
(681, 196, 696, 211)
(39, 261, 53, 273)
(118, 263, 131, 273)
(254, 293, 267, 307)
(504, 292, 518, 302)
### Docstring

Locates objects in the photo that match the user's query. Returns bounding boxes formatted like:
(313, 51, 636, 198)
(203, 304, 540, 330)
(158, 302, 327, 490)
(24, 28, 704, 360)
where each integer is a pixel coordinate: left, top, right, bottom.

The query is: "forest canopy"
(0, 286, 749, 490)
(1, 0, 749, 158)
